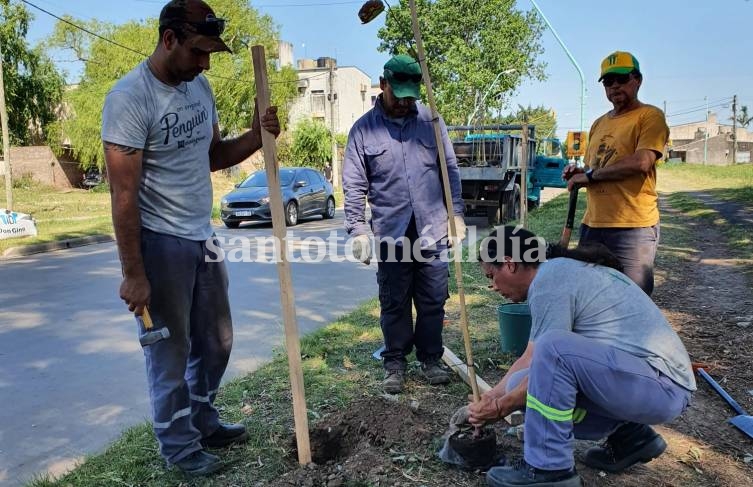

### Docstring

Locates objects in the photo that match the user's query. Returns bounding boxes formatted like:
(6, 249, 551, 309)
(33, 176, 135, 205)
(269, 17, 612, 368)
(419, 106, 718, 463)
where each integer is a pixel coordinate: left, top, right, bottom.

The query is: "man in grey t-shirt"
(101, 0, 279, 476)
(466, 226, 694, 487)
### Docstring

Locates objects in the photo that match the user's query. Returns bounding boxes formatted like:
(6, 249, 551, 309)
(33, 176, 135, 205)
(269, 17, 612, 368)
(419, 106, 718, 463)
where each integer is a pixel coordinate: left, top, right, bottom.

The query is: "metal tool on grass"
(137, 307, 170, 346)
(697, 368, 753, 440)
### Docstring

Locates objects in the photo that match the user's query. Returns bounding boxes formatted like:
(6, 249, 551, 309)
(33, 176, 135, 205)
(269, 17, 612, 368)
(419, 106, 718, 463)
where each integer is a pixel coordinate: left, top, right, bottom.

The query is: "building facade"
(288, 57, 376, 137)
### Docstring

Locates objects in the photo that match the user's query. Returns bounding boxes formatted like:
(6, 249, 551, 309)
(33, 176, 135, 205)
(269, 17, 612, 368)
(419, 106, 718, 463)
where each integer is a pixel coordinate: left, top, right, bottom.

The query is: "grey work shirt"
(342, 97, 463, 245)
(527, 258, 697, 391)
(101, 61, 218, 241)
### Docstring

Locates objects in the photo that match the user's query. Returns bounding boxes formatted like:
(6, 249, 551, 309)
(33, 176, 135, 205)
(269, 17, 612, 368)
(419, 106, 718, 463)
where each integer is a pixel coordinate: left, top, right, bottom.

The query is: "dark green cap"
(383, 54, 422, 99)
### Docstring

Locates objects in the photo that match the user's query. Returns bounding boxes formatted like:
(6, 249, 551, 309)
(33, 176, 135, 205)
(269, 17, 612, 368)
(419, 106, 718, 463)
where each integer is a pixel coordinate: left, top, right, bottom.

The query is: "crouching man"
(469, 226, 695, 487)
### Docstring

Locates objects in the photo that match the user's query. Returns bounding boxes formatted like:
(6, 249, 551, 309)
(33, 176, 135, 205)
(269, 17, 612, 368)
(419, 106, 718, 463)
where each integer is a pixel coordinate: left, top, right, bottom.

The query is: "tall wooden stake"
(251, 45, 311, 465)
(408, 0, 480, 402)
(0, 42, 12, 210)
(520, 123, 529, 227)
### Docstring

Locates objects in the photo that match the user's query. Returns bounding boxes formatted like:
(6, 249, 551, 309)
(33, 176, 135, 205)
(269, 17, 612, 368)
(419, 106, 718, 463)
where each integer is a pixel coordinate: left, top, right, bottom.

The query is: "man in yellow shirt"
(564, 51, 669, 296)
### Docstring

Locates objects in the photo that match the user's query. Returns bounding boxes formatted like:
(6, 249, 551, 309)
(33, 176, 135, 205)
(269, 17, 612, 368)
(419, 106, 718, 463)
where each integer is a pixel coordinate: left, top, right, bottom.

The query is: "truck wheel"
(487, 205, 502, 226)
(503, 184, 521, 221)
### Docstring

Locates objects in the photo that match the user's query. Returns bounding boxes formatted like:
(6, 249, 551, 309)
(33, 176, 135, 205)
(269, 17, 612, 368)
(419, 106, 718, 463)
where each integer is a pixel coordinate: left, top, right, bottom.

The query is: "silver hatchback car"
(220, 167, 335, 228)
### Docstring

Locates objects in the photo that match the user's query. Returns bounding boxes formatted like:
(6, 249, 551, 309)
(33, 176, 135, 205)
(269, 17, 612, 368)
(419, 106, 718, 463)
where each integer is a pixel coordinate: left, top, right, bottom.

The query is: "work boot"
(383, 369, 405, 394)
(582, 422, 667, 473)
(486, 459, 582, 487)
(201, 423, 249, 448)
(174, 450, 223, 477)
(420, 361, 450, 385)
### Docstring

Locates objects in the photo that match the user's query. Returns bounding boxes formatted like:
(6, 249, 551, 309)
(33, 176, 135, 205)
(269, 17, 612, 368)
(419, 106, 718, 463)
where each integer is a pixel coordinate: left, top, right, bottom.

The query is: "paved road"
(0, 214, 378, 486)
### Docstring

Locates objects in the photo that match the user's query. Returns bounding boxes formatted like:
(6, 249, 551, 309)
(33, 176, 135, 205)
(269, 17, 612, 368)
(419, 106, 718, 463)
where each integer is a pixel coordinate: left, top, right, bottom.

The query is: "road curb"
(1, 234, 115, 260)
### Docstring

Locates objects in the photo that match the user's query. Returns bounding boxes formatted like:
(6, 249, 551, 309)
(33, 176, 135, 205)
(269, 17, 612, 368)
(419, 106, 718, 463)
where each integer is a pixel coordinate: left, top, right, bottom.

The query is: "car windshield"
(240, 169, 296, 188)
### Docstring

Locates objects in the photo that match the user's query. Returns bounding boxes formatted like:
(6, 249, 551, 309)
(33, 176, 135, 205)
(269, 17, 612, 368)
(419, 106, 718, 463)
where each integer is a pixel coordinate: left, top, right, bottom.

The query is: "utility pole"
(0, 42, 12, 211)
(663, 100, 667, 115)
(732, 94, 738, 164)
(703, 96, 708, 165)
(328, 62, 339, 190)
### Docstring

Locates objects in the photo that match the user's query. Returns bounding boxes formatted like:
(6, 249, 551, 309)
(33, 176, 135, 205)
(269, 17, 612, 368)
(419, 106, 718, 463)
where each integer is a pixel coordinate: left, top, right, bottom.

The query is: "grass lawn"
(1, 173, 244, 255)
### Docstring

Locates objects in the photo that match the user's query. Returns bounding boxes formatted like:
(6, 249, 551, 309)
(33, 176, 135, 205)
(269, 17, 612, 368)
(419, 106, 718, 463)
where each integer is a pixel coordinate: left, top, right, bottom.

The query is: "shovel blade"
(729, 415, 753, 440)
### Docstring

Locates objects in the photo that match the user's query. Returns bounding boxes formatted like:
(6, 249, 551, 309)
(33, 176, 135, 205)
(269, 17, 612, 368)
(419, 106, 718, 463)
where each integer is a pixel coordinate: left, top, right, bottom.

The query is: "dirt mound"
(272, 396, 451, 486)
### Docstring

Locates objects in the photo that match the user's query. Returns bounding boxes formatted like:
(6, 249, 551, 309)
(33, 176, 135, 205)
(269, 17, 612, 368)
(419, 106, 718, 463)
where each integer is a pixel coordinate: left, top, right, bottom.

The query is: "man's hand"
(449, 215, 466, 246)
(562, 164, 583, 181)
(567, 173, 588, 191)
(468, 394, 502, 427)
(252, 99, 280, 139)
(352, 234, 372, 265)
(120, 273, 151, 316)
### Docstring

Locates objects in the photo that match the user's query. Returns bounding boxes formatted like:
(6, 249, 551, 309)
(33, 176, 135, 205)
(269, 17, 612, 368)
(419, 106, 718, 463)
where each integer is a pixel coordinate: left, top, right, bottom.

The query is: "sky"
(24, 0, 753, 140)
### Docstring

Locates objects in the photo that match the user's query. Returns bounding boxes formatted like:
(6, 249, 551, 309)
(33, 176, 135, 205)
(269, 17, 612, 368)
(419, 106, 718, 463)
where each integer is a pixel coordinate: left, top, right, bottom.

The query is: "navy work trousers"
(376, 220, 449, 371)
(140, 229, 233, 463)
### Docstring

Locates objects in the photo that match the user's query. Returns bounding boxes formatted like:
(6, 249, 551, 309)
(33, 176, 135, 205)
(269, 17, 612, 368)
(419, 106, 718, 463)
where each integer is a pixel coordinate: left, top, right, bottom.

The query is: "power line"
(667, 101, 731, 118)
(21, 0, 146, 57)
(20, 0, 324, 86)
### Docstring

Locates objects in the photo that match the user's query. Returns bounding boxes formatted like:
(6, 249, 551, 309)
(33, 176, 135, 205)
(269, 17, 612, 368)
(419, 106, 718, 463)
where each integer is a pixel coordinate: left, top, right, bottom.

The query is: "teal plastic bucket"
(497, 303, 532, 356)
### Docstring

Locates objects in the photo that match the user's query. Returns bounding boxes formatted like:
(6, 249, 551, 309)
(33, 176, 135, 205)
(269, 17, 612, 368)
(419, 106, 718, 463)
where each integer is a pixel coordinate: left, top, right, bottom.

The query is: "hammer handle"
(141, 307, 154, 331)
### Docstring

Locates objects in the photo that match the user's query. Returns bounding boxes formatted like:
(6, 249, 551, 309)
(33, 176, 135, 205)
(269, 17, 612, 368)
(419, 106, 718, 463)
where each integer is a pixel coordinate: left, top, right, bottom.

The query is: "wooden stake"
(408, 0, 480, 402)
(441, 346, 524, 425)
(520, 123, 529, 227)
(251, 45, 311, 465)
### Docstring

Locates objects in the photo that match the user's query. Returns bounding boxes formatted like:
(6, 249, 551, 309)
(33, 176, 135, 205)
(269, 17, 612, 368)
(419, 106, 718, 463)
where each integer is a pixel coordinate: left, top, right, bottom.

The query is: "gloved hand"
(352, 234, 372, 265)
(449, 215, 467, 246)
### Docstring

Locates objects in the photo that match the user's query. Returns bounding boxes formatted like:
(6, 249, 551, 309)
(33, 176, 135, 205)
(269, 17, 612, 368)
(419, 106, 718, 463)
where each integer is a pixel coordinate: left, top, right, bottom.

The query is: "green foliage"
(45, 0, 297, 169)
(290, 118, 332, 170)
(500, 104, 558, 141)
(0, 0, 65, 145)
(377, 0, 546, 125)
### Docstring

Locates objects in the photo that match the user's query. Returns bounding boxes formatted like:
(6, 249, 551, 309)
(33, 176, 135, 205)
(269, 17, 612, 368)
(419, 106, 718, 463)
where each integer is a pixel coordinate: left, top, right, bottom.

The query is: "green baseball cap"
(383, 54, 422, 99)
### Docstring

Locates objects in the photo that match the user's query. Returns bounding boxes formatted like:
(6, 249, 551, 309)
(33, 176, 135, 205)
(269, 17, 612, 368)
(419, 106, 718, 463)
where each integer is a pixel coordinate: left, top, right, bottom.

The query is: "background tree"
(0, 0, 64, 145)
(290, 118, 332, 171)
(499, 104, 558, 142)
(46, 0, 297, 169)
(377, 0, 546, 125)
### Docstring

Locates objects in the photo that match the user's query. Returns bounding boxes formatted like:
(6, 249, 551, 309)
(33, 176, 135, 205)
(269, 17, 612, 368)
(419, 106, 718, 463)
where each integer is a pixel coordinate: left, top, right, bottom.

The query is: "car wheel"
(322, 197, 335, 219)
(285, 201, 299, 226)
(224, 220, 240, 229)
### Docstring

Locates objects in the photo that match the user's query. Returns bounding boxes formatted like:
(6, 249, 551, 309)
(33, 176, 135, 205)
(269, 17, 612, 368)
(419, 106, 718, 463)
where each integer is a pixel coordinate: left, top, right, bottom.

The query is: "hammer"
(137, 307, 170, 346)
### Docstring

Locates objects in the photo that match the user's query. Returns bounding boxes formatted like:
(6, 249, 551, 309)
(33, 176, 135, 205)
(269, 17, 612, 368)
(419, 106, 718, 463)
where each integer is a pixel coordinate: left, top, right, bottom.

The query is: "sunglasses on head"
(601, 72, 633, 87)
(385, 69, 422, 83)
(182, 14, 226, 37)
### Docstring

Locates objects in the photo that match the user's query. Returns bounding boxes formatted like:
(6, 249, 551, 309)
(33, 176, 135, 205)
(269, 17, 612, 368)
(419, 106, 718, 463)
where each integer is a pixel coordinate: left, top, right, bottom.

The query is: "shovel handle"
(697, 368, 747, 416)
(559, 188, 579, 248)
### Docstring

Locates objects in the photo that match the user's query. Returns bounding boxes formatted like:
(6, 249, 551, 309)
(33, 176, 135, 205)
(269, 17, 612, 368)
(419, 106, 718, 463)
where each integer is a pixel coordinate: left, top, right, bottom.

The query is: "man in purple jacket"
(342, 54, 465, 394)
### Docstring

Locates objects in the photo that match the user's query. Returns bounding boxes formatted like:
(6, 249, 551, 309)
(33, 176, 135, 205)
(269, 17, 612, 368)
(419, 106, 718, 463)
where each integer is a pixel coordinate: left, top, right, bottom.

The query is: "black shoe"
(486, 459, 582, 487)
(201, 423, 249, 448)
(174, 450, 223, 477)
(583, 422, 667, 473)
(383, 369, 405, 394)
(420, 361, 450, 385)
